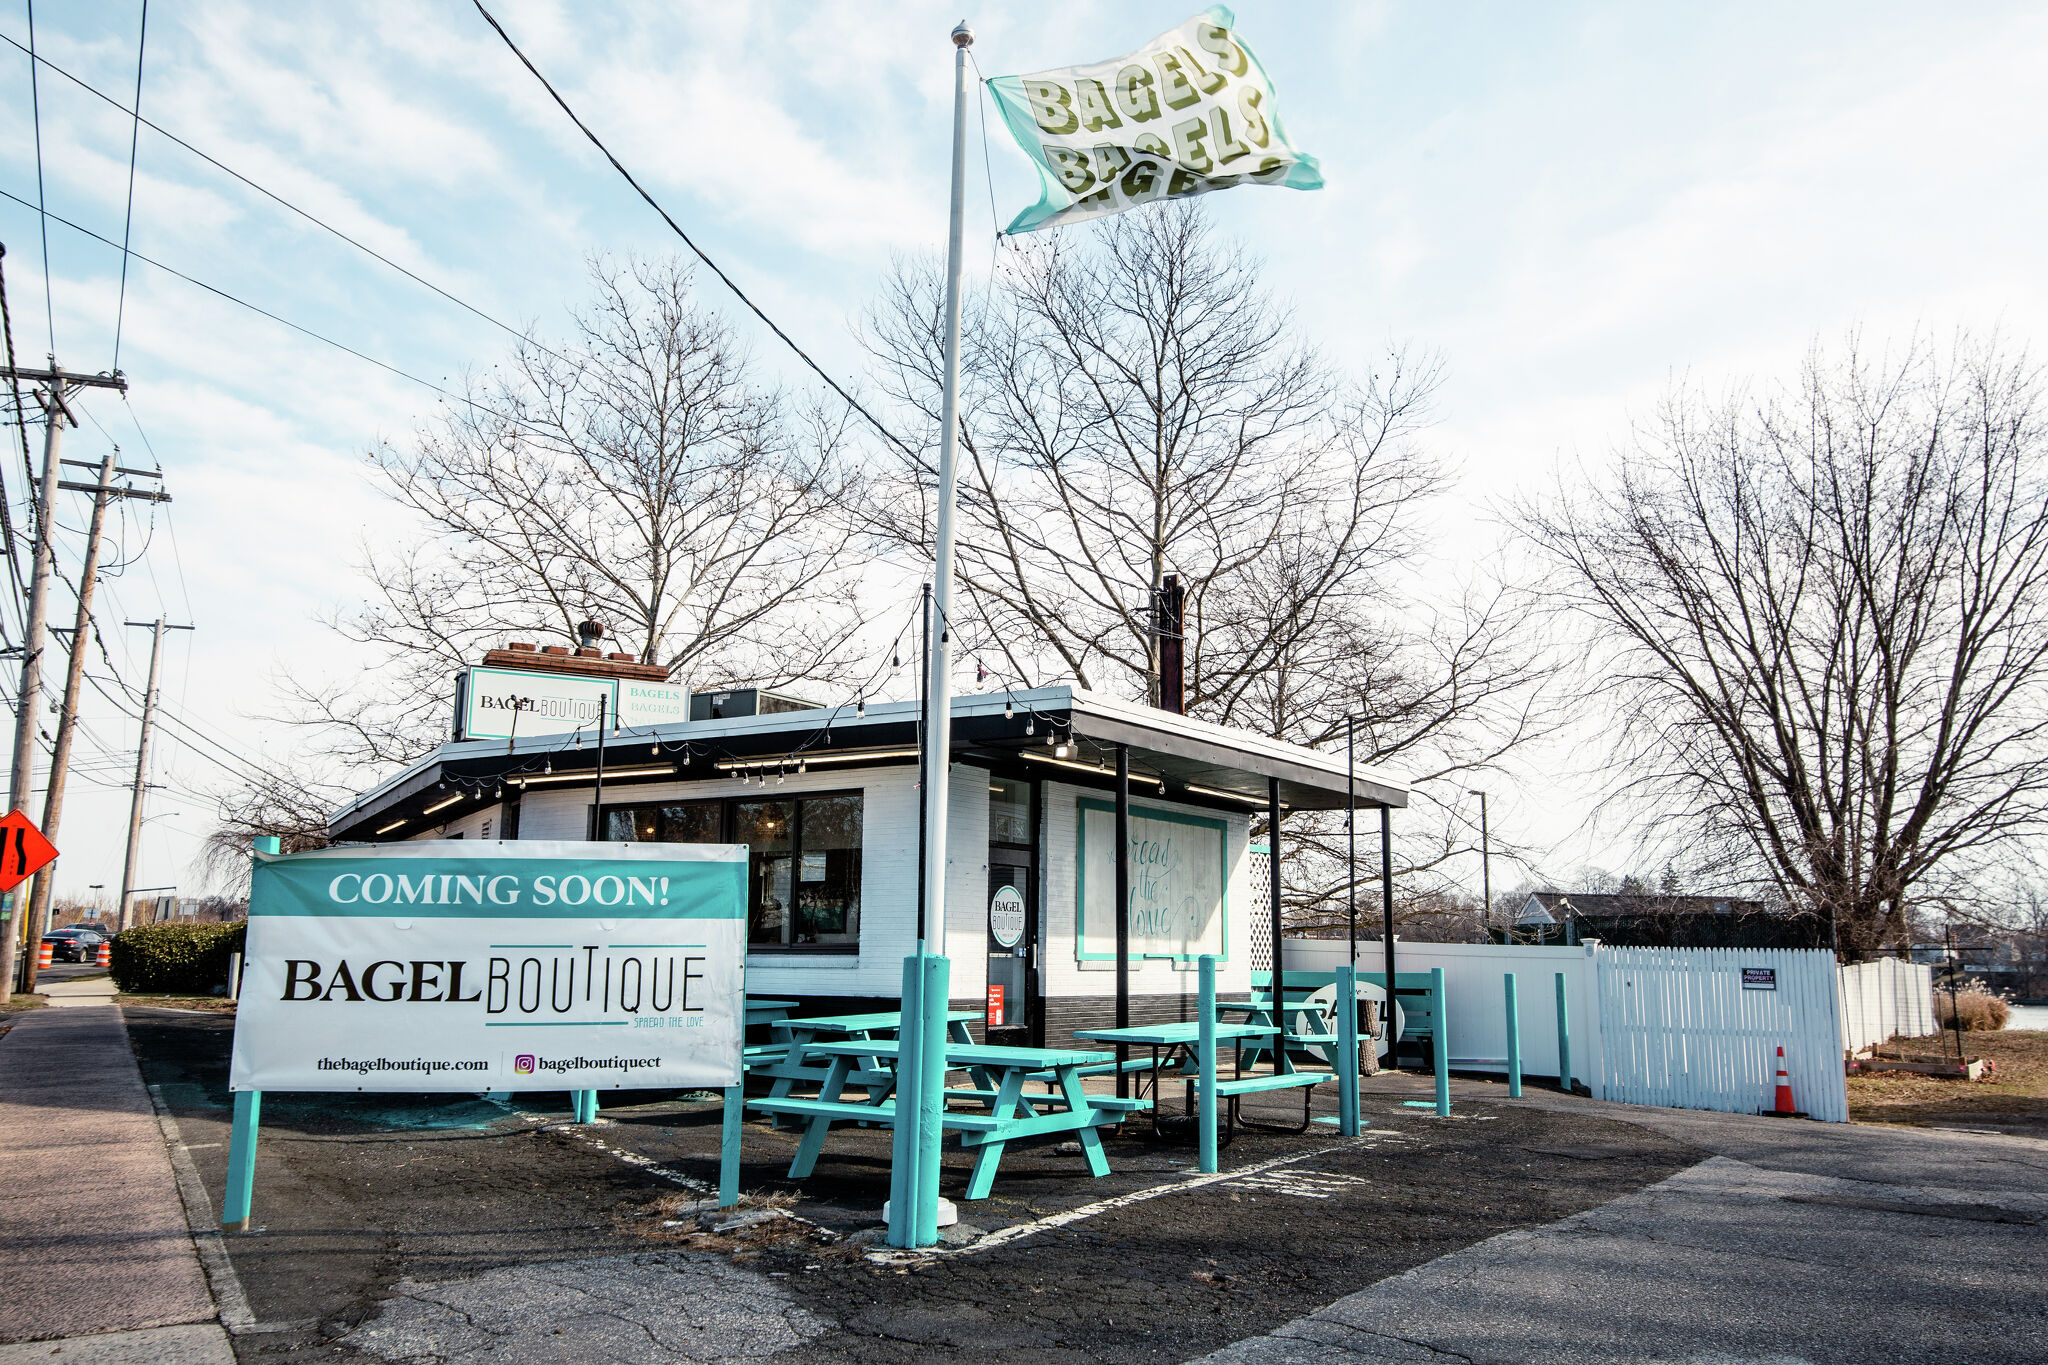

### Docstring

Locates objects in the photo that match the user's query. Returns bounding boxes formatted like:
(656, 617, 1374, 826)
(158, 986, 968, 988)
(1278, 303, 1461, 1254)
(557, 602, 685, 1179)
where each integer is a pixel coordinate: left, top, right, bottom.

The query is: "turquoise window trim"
(1074, 797, 1230, 962)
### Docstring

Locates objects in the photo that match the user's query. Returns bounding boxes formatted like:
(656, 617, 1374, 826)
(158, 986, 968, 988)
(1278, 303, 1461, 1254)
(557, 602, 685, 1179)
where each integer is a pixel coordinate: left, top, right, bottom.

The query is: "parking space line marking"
(879, 1134, 1405, 1261)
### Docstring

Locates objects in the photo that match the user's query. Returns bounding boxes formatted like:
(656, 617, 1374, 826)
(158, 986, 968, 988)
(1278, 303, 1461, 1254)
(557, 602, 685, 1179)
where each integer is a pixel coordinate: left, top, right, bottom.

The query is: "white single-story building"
(328, 646, 1408, 1047)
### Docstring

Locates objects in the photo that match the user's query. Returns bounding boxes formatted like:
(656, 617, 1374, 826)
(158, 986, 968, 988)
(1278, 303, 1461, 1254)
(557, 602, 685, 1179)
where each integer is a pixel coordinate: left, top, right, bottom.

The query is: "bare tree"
(1518, 336, 2048, 957)
(288, 257, 866, 774)
(860, 204, 1556, 925)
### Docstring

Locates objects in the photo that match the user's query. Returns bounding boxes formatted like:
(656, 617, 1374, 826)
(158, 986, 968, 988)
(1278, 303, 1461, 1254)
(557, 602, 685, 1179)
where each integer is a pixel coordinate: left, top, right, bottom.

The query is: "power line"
(468, 0, 918, 462)
(25, 0, 54, 353)
(0, 32, 574, 368)
(0, 188, 563, 443)
(111, 0, 148, 371)
(0, 246, 34, 641)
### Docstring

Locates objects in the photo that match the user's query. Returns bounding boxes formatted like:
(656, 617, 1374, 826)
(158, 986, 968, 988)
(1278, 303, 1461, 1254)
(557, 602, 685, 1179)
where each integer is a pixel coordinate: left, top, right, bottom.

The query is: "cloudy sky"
(3, 1, 2044, 907)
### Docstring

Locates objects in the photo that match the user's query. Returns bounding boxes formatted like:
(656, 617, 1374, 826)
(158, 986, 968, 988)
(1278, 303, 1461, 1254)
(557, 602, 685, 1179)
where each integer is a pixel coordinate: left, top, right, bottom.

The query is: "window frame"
(598, 788, 865, 956)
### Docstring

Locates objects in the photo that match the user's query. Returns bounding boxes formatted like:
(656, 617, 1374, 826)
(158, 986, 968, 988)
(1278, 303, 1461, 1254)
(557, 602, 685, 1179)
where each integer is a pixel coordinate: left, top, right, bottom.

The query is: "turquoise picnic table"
(750, 1010, 987, 1111)
(1074, 1019, 1326, 1136)
(746, 998, 802, 1026)
(747, 1038, 1148, 1200)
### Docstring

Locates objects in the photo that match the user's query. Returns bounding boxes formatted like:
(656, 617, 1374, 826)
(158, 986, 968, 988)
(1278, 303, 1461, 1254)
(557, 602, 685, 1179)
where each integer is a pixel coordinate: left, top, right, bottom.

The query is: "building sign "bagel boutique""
(228, 842, 745, 1093)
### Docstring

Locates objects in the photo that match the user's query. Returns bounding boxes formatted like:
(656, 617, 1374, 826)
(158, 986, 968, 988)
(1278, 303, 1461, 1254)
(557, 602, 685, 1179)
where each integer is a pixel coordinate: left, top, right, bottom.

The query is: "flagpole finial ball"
(952, 21, 974, 47)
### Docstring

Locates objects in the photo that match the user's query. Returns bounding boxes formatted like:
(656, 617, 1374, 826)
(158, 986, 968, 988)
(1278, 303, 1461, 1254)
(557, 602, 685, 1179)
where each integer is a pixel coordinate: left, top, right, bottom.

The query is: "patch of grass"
(615, 1188, 847, 1264)
(0, 992, 49, 1015)
(116, 993, 237, 1014)
(1849, 1029, 2048, 1129)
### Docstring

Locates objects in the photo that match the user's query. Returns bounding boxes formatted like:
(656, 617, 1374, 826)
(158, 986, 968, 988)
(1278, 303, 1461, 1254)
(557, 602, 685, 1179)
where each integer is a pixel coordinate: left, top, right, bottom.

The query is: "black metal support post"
(589, 695, 608, 840)
(1381, 804, 1398, 1058)
(1115, 744, 1131, 1098)
(1268, 776, 1284, 997)
(915, 583, 931, 943)
(1346, 716, 1356, 967)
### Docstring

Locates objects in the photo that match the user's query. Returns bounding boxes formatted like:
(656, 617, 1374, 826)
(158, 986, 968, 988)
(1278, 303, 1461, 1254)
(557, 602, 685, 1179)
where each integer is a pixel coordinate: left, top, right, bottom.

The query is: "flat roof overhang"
(328, 686, 1408, 842)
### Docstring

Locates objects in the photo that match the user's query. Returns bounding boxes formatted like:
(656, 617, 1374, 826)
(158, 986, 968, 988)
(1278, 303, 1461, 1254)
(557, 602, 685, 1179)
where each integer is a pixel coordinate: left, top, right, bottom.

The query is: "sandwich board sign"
(229, 841, 746, 1093)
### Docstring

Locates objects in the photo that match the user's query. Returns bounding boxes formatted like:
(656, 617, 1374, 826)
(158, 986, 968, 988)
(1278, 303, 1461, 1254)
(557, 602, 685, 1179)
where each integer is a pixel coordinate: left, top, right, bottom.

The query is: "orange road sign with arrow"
(0, 810, 58, 893)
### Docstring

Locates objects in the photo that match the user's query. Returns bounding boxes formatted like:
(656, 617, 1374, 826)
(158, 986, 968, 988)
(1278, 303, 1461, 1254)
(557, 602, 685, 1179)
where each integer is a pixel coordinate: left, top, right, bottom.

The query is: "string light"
(1004, 702, 1013, 719)
(856, 696, 865, 717)
(1026, 717, 1035, 736)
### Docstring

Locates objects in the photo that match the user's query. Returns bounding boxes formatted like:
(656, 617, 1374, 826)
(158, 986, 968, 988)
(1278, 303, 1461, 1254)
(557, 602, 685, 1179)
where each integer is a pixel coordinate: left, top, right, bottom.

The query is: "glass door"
(986, 776, 1036, 1045)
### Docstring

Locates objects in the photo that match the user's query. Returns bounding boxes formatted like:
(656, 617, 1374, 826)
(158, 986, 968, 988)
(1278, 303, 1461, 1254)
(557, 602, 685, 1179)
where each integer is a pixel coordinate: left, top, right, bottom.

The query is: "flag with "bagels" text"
(986, 6, 1323, 234)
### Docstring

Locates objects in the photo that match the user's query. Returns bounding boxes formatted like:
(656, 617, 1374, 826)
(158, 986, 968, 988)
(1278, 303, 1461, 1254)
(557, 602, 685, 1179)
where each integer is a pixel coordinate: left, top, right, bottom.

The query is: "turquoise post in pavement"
(571, 1090, 598, 1123)
(1504, 973, 1523, 1098)
(223, 834, 281, 1231)
(1555, 972, 1572, 1093)
(1197, 955, 1218, 1172)
(222, 1090, 261, 1231)
(1432, 967, 1450, 1116)
(718, 1084, 742, 1208)
(1336, 963, 1360, 1135)
(886, 949, 924, 1248)
(915, 952, 950, 1246)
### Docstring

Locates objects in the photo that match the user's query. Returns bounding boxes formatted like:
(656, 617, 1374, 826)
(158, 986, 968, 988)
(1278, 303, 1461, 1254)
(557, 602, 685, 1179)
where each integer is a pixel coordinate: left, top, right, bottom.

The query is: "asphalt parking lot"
(129, 1007, 1704, 1364)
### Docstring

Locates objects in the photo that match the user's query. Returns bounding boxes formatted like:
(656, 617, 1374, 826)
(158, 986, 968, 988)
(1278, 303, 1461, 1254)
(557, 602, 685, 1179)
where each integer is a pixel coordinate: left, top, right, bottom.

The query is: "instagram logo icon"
(513, 1054, 535, 1075)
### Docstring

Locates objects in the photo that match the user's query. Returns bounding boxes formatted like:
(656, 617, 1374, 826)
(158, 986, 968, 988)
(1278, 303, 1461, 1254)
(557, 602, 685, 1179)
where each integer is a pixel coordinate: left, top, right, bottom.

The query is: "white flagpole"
(919, 20, 973, 958)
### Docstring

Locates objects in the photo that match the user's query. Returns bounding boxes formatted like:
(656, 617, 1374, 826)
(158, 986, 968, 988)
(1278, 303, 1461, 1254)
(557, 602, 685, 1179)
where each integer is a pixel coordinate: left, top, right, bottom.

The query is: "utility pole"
(16, 453, 169, 993)
(0, 360, 127, 1003)
(119, 618, 192, 931)
(1469, 789, 1491, 940)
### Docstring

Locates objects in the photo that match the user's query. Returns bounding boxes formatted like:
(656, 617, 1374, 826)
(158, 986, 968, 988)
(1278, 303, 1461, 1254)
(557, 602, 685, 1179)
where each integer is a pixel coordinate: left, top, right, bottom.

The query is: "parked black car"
(41, 926, 108, 963)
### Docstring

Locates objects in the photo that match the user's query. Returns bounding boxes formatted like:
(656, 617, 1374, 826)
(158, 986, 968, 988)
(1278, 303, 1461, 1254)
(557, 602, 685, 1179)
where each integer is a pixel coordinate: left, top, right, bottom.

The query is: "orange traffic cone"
(1773, 1045, 1796, 1115)
(96, 941, 112, 968)
(36, 941, 53, 970)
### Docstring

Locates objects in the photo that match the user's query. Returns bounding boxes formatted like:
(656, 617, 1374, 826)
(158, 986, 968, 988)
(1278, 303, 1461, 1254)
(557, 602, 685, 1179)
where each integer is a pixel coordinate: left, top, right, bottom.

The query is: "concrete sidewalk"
(0, 1005, 229, 1360)
(1194, 1093, 2048, 1365)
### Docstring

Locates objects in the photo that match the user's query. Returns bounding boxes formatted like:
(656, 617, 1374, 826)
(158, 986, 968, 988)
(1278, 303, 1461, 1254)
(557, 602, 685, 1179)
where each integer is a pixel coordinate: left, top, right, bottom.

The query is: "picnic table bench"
(747, 1038, 1146, 1200)
(1073, 1020, 1326, 1136)
(749, 1010, 986, 1116)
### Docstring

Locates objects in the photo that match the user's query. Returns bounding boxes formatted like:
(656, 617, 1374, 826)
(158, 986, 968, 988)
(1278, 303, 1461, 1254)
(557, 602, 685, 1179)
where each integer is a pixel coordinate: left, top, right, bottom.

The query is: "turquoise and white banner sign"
(987, 6, 1322, 234)
(229, 842, 746, 1093)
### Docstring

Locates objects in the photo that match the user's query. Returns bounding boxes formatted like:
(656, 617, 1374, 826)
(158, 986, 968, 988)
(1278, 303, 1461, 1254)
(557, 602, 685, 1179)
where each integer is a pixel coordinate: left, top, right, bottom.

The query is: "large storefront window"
(603, 792, 862, 953)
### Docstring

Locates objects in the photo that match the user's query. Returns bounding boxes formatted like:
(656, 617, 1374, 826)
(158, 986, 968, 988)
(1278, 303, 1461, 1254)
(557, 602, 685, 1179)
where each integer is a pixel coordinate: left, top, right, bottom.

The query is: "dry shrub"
(1935, 984, 2012, 1032)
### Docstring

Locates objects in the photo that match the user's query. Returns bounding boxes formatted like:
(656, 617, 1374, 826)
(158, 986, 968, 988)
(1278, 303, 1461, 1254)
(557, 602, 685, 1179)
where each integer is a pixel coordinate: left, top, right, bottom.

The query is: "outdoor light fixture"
(424, 793, 464, 815)
(573, 733, 583, 749)
(682, 750, 691, 766)
(375, 819, 406, 835)
(494, 782, 503, 799)
(544, 756, 552, 773)
(1046, 729, 1056, 746)
(1026, 717, 1035, 735)
(714, 746, 918, 777)
(857, 696, 866, 717)
(510, 763, 677, 788)
(1004, 702, 1013, 719)
(1055, 742, 1070, 758)
(1182, 781, 1278, 809)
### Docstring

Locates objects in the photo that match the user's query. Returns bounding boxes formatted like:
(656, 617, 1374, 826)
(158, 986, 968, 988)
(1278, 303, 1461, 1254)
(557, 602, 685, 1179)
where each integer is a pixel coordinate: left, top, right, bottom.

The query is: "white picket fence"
(1836, 956, 1936, 1052)
(1284, 938, 1850, 1123)
(1594, 946, 1846, 1123)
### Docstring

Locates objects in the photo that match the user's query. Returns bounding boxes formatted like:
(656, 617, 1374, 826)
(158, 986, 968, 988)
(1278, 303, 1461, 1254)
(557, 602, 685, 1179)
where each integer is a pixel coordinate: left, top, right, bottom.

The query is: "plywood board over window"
(1075, 798, 1227, 961)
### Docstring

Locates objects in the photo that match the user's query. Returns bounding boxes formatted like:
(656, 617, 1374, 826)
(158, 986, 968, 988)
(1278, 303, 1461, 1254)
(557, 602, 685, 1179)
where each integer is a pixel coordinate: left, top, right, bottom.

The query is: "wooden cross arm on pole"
(0, 365, 128, 391)
(55, 481, 171, 501)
